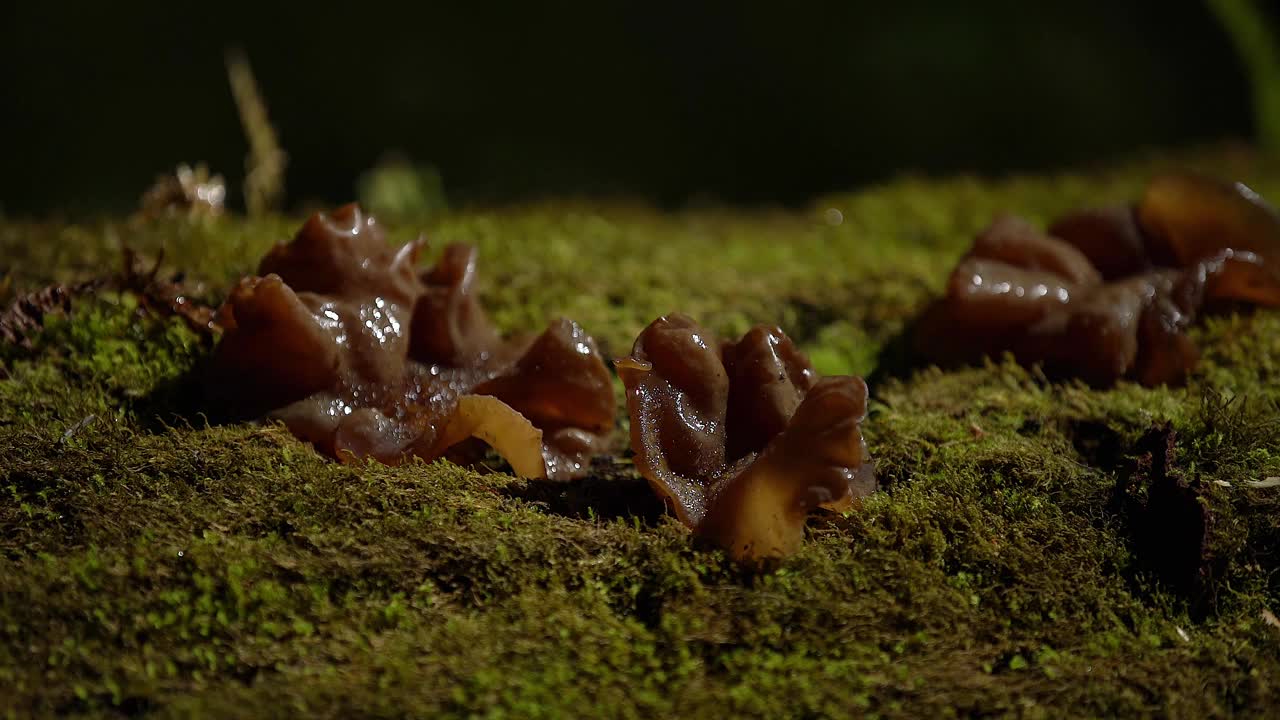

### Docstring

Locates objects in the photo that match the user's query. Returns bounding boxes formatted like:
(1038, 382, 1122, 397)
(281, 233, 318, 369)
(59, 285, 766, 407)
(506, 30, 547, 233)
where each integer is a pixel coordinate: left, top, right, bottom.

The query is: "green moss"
(3, 147, 1280, 717)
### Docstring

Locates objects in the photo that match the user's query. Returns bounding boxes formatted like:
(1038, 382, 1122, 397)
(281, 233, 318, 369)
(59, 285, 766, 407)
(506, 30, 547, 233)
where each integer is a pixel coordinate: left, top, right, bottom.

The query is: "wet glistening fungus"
(206, 204, 614, 479)
(915, 173, 1280, 386)
(617, 314, 877, 562)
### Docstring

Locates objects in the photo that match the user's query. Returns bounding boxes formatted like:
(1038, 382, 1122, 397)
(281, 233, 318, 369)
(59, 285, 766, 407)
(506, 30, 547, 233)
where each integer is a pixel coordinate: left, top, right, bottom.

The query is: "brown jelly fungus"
(617, 314, 876, 562)
(207, 203, 614, 479)
(915, 173, 1280, 386)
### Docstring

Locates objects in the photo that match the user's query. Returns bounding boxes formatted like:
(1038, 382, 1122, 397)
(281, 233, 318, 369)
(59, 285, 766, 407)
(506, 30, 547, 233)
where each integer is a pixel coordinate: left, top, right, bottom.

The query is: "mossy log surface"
(2, 148, 1279, 718)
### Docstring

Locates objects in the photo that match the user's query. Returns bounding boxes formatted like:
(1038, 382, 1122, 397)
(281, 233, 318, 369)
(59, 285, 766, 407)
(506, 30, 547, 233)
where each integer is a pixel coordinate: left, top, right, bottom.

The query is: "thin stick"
(225, 48, 287, 215)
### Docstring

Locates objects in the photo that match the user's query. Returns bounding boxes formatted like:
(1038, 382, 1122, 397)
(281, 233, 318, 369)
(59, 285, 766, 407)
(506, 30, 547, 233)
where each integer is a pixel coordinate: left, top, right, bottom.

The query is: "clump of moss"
(2, 147, 1280, 717)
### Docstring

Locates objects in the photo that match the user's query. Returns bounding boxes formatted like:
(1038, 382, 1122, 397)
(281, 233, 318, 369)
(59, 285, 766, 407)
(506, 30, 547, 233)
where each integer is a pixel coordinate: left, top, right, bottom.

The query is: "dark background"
(0, 1, 1272, 214)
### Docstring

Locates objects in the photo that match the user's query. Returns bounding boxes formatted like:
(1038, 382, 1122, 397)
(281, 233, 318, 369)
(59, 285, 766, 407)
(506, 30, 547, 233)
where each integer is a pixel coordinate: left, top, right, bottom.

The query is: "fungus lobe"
(617, 314, 876, 562)
(207, 203, 613, 479)
(915, 173, 1280, 387)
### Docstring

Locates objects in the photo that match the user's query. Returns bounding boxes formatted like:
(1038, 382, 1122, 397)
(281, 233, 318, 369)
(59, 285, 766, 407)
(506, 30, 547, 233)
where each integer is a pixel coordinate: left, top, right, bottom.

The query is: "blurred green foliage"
(1208, 0, 1280, 152)
(357, 159, 449, 221)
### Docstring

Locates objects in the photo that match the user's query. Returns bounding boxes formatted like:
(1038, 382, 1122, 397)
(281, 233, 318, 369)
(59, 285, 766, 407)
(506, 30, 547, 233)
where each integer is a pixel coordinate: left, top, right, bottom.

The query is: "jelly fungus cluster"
(915, 174, 1280, 386)
(207, 204, 614, 480)
(617, 314, 876, 562)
